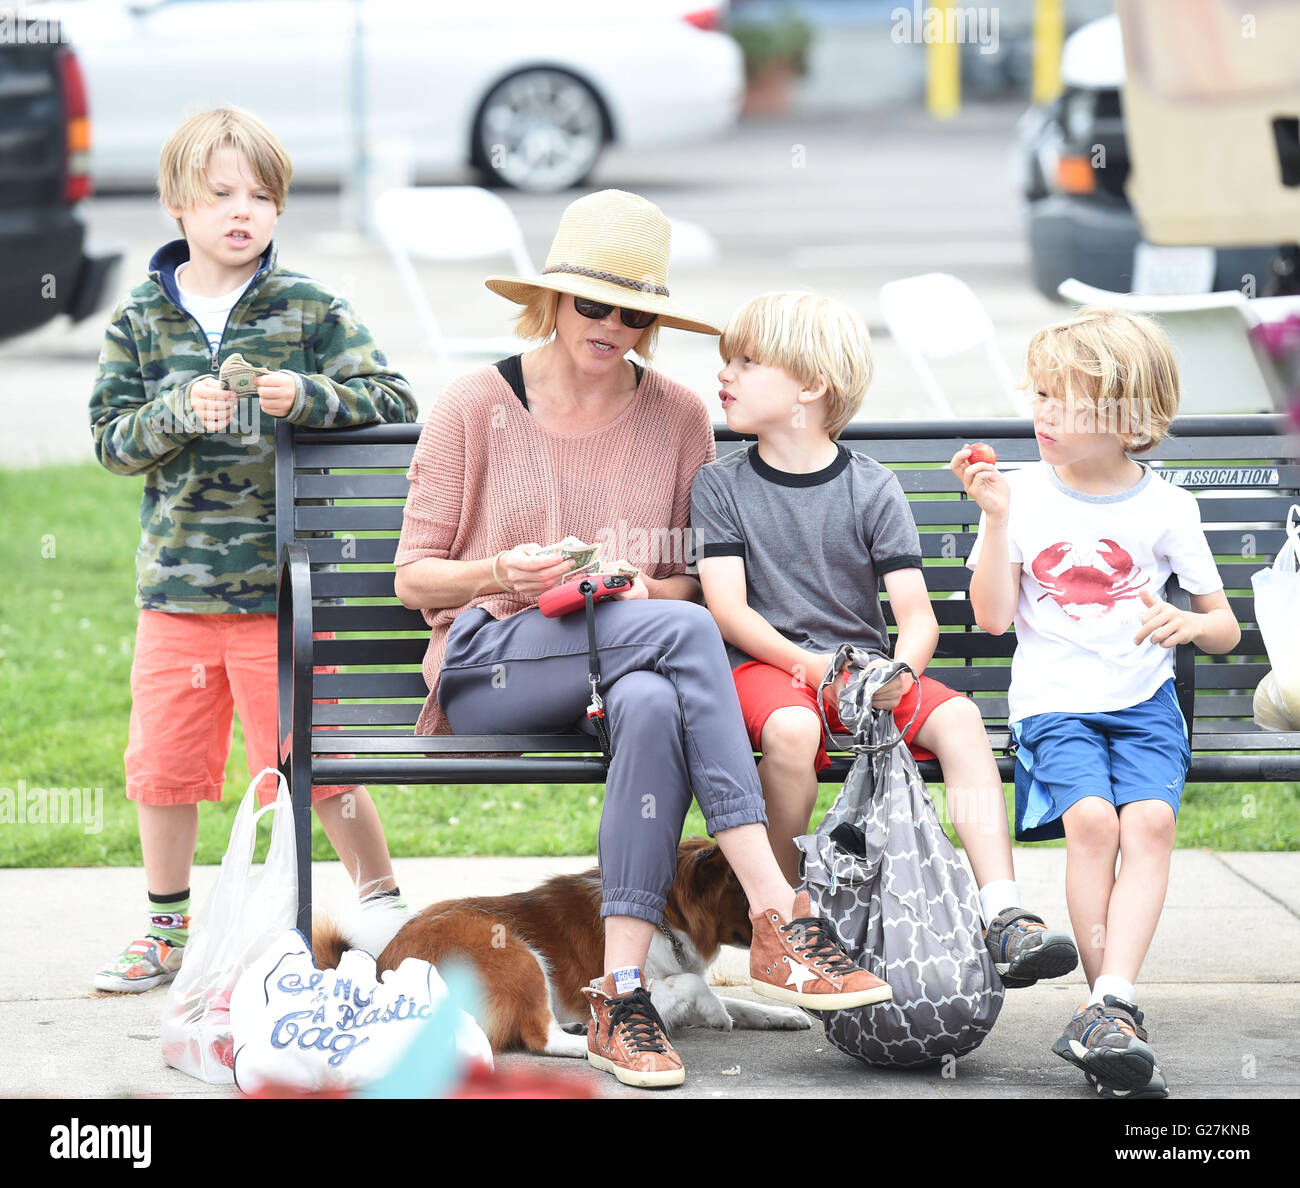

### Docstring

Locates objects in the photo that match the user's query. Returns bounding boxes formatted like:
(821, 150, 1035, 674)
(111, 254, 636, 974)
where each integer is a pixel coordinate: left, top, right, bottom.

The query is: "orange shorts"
(124, 609, 357, 807)
(732, 661, 965, 772)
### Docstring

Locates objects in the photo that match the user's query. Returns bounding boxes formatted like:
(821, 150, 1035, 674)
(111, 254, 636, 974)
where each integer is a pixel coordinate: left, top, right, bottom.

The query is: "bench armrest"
(1165, 575, 1196, 731)
(277, 541, 315, 937)
(277, 541, 316, 758)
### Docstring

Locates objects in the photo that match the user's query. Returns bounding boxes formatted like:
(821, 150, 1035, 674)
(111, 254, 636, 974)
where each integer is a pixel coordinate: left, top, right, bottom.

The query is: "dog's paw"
(756, 1006, 813, 1031)
(543, 1022, 590, 1058)
(717, 996, 812, 1031)
(697, 999, 735, 1032)
(559, 1021, 587, 1036)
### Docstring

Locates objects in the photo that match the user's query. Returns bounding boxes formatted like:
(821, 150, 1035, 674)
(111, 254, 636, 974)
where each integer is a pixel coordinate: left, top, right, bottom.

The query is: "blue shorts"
(1010, 680, 1189, 842)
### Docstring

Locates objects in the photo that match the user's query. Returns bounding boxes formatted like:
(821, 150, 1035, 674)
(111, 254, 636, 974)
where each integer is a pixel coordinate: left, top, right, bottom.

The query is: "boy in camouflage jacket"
(89, 107, 418, 993)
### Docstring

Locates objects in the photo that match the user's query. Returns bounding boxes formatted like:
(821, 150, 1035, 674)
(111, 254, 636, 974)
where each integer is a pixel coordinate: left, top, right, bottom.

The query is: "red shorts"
(125, 610, 358, 807)
(732, 661, 965, 772)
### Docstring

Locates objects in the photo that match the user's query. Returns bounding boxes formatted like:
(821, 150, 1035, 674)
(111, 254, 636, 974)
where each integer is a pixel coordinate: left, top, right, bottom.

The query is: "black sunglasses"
(572, 294, 658, 330)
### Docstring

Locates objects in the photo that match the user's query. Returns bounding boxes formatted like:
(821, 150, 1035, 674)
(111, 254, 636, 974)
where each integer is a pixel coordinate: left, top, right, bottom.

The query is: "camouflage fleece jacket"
(90, 239, 418, 613)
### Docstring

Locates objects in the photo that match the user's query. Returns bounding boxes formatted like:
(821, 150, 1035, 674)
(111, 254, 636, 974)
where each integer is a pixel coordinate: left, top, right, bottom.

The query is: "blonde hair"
(718, 291, 873, 439)
(514, 288, 660, 361)
(1025, 306, 1180, 453)
(158, 107, 292, 232)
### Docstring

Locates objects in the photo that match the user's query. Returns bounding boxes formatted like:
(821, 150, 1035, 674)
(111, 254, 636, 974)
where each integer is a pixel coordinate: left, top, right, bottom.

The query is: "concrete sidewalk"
(2, 849, 1297, 1100)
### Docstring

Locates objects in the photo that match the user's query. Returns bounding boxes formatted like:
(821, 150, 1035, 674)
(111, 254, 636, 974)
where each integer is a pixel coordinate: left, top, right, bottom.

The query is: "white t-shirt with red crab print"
(968, 461, 1225, 724)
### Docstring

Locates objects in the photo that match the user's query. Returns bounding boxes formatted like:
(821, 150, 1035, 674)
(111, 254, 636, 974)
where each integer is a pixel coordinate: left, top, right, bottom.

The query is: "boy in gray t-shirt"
(692, 291, 1077, 991)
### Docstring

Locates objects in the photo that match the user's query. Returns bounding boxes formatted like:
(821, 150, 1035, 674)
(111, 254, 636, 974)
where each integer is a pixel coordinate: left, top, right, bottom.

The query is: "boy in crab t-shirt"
(955, 306, 1240, 1100)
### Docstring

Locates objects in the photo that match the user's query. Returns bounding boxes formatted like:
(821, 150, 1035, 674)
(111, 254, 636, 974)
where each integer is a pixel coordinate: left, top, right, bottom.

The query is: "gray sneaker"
(1052, 995, 1158, 1091)
(984, 907, 1079, 988)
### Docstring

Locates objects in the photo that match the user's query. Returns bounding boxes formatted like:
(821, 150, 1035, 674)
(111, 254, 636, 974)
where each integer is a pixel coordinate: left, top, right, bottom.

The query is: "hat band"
(542, 264, 669, 298)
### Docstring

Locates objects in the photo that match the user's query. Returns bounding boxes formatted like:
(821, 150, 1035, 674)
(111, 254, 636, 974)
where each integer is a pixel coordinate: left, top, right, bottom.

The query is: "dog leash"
(583, 585, 613, 767)
(658, 923, 686, 966)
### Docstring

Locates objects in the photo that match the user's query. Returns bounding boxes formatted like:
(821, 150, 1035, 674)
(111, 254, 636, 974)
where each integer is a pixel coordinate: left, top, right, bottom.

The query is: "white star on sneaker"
(785, 960, 818, 991)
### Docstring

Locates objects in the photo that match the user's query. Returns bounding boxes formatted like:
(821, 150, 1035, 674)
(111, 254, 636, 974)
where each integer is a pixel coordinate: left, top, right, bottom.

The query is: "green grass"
(0, 461, 1295, 869)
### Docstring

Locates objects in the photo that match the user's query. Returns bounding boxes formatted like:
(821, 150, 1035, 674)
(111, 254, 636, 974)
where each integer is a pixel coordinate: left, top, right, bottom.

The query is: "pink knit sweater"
(395, 363, 717, 734)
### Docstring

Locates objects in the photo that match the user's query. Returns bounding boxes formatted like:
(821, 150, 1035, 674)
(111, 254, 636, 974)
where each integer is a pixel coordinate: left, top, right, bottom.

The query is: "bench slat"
(315, 672, 429, 697)
(313, 604, 428, 631)
(295, 444, 419, 468)
(291, 465, 1300, 504)
(308, 570, 402, 598)
(292, 427, 1292, 469)
(304, 723, 1295, 755)
(316, 703, 423, 726)
(297, 506, 406, 532)
(305, 750, 1295, 785)
(1186, 663, 1272, 690)
(315, 638, 429, 664)
(289, 519, 1294, 556)
(308, 733, 605, 753)
(304, 539, 396, 564)
(297, 474, 412, 499)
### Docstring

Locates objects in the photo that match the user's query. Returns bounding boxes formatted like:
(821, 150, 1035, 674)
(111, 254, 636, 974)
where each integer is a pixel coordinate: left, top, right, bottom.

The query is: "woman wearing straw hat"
(394, 190, 889, 1089)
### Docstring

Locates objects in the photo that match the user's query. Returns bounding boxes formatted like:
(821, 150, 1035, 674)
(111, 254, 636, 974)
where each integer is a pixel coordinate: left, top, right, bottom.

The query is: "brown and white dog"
(313, 838, 809, 1057)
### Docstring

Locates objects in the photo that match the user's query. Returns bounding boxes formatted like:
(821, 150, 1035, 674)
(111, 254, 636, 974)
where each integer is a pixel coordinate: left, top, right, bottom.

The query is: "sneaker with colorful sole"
(93, 936, 184, 993)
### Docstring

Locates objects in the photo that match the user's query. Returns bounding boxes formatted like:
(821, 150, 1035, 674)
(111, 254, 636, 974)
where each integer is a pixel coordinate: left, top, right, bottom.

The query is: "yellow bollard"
(1033, 0, 1065, 104)
(927, 4, 960, 119)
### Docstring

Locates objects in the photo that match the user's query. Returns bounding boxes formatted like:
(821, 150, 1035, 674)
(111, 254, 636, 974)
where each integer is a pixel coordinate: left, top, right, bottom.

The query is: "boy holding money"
(692, 291, 1077, 989)
(89, 106, 418, 992)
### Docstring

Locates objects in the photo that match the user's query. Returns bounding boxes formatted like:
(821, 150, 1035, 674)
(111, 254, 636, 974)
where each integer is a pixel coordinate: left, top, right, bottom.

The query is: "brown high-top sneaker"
(749, 891, 893, 1010)
(581, 970, 685, 1089)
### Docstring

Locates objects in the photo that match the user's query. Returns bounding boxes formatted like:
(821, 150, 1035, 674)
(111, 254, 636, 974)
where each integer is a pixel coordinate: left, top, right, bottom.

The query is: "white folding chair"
(879, 273, 1030, 418)
(1057, 278, 1285, 414)
(372, 186, 536, 381)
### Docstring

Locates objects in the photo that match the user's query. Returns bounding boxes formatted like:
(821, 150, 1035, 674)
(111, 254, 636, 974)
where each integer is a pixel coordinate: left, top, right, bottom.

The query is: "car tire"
(471, 68, 606, 193)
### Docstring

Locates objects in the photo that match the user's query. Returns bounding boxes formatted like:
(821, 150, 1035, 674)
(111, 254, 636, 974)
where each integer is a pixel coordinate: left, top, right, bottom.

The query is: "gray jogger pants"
(438, 598, 767, 925)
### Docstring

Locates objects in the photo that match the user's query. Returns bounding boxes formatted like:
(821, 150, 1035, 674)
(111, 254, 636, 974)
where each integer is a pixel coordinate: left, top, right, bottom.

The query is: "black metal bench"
(276, 414, 1300, 933)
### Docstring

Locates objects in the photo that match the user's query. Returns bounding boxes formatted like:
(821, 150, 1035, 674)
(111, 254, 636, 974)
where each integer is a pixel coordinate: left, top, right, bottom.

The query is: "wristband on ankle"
(492, 551, 516, 593)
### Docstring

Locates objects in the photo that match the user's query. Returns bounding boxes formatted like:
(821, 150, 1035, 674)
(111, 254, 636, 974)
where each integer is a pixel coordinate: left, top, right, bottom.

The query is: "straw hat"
(485, 189, 721, 336)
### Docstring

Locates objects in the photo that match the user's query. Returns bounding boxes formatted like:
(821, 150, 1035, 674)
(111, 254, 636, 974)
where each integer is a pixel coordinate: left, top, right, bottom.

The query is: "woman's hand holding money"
(495, 544, 575, 597)
(604, 559, 649, 601)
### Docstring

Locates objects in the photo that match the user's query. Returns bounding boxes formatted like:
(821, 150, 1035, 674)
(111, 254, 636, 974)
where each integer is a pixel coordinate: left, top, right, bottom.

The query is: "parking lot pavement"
(0, 105, 1060, 469)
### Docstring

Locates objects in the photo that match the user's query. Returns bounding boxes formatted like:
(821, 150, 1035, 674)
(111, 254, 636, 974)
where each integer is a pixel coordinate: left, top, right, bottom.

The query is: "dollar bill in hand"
(219, 352, 271, 395)
(537, 536, 602, 572)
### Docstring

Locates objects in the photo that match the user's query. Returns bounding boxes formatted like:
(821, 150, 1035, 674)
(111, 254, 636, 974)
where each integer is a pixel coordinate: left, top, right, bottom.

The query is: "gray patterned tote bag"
(795, 645, 1004, 1068)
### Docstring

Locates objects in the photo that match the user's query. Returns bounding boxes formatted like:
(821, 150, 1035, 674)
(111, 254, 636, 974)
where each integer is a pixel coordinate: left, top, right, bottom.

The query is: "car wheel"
(472, 68, 606, 193)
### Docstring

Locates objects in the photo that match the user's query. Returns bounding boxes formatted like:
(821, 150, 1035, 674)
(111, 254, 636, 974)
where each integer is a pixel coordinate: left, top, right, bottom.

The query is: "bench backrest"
(275, 415, 1296, 741)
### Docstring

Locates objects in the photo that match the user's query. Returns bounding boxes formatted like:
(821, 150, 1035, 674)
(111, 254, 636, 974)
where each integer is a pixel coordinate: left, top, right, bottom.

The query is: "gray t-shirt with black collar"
(690, 444, 922, 669)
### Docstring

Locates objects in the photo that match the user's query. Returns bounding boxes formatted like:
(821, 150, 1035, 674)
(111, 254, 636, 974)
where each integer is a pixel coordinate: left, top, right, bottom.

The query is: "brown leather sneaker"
(749, 891, 893, 1010)
(581, 970, 685, 1089)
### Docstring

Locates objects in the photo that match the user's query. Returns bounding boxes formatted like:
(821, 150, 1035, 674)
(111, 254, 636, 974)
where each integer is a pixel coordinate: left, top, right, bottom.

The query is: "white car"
(36, 0, 744, 192)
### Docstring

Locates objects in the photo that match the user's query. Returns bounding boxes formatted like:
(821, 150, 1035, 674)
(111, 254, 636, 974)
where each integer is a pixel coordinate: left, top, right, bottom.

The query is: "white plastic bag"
(161, 767, 298, 1083)
(1254, 671, 1299, 731)
(230, 929, 494, 1095)
(1252, 504, 1300, 730)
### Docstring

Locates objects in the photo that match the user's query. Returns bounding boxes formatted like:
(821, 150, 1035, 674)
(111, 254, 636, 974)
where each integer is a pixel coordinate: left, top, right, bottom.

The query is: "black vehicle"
(1018, 15, 1277, 301)
(0, 11, 119, 342)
